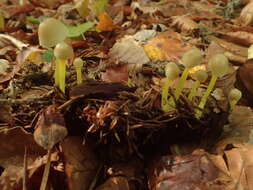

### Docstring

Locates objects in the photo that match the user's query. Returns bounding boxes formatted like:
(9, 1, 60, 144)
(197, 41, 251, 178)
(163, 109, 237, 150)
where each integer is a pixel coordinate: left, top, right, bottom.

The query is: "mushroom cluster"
(38, 18, 83, 93)
(161, 48, 242, 119)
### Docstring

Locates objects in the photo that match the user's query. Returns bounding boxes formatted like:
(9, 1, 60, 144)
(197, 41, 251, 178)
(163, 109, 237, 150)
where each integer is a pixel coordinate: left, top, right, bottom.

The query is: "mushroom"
(228, 88, 242, 110)
(188, 69, 208, 101)
(73, 57, 84, 85)
(162, 62, 180, 112)
(38, 18, 68, 48)
(54, 42, 74, 93)
(196, 54, 230, 118)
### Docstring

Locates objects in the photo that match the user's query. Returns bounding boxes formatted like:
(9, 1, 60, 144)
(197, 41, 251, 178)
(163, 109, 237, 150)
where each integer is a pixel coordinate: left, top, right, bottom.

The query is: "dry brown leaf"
(34, 105, 67, 150)
(61, 136, 99, 190)
(144, 30, 193, 62)
(148, 152, 234, 190)
(239, 1, 253, 26)
(96, 12, 115, 32)
(213, 144, 253, 189)
(171, 15, 199, 33)
(225, 31, 253, 46)
(109, 36, 150, 65)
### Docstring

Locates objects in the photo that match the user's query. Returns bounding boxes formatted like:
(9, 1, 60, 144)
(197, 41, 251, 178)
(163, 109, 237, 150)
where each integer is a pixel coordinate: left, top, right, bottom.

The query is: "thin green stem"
(76, 68, 82, 84)
(161, 79, 172, 112)
(188, 80, 200, 101)
(195, 75, 217, 118)
(57, 59, 67, 93)
(174, 68, 189, 100)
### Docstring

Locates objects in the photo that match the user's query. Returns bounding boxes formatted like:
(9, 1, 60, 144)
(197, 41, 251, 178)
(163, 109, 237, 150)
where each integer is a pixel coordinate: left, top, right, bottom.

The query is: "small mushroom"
(196, 54, 230, 118)
(188, 69, 208, 101)
(228, 88, 242, 110)
(73, 58, 84, 85)
(161, 62, 180, 112)
(54, 42, 74, 93)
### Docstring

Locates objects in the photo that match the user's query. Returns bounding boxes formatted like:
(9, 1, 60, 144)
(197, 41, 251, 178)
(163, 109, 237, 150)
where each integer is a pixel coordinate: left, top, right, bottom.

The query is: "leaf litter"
(1, 0, 253, 189)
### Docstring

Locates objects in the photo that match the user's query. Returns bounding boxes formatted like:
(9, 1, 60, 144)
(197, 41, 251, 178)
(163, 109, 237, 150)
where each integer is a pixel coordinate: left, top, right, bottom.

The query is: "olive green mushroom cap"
(208, 54, 230, 77)
(38, 18, 68, 48)
(165, 62, 180, 80)
(228, 88, 242, 102)
(194, 69, 208, 83)
(182, 48, 203, 68)
(54, 42, 74, 60)
(73, 58, 83, 68)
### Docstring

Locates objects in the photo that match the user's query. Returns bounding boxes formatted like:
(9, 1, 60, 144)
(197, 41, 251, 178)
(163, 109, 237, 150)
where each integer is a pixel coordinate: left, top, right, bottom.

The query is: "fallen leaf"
(171, 15, 199, 33)
(34, 105, 67, 150)
(96, 12, 114, 31)
(109, 36, 150, 65)
(144, 30, 193, 62)
(239, 1, 253, 26)
(61, 136, 99, 190)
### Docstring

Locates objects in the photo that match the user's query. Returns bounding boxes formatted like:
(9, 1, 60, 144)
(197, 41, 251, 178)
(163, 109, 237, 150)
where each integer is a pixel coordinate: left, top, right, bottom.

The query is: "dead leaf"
(148, 152, 234, 190)
(61, 136, 99, 190)
(96, 12, 114, 32)
(34, 105, 67, 150)
(239, 1, 253, 26)
(144, 30, 193, 62)
(171, 15, 199, 33)
(109, 36, 150, 65)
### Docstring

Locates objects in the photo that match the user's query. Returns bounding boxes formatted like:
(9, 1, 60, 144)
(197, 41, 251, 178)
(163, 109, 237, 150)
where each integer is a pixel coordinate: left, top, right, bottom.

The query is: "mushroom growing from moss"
(54, 42, 74, 93)
(162, 62, 180, 112)
(73, 57, 84, 85)
(196, 54, 230, 118)
(38, 18, 68, 48)
(228, 88, 242, 110)
(188, 69, 208, 101)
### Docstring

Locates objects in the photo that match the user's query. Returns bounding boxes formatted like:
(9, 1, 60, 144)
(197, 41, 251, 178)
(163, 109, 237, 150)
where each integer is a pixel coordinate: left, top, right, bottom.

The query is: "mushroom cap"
(165, 62, 180, 80)
(54, 42, 74, 60)
(228, 88, 242, 102)
(182, 48, 203, 68)
(194, 69, 208, 83)
(38, 18, 68, 48)
(208, 54, 230, 77)
(73, 58, 83, 68)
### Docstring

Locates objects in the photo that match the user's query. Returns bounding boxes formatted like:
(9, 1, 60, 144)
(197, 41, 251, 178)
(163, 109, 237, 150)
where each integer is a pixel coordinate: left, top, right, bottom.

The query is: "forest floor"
(1, 0, 253, 189)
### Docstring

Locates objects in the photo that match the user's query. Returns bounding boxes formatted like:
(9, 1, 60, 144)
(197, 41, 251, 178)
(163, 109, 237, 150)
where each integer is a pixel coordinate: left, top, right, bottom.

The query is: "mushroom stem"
(195, 74, 217, 118)
(188, 80, 200, 101)
(76, 67, 82, 85)
(57, 59, 67, 93)
(174, 68, 189, 100)
(161, 79, 173, 112)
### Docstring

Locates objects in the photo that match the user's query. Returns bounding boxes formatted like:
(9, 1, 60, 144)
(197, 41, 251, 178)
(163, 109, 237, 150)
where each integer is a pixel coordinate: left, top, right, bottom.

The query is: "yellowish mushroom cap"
(38, 18, 68, 48)
(73, 58, 83, 68)
(54, 42, 74, 60)
(208, 54, 230, 77)
(165, 62, 180, 80)
(182, 48, 203, 68)
(228, 88, 242, 102)
(194, 69, 208, 83)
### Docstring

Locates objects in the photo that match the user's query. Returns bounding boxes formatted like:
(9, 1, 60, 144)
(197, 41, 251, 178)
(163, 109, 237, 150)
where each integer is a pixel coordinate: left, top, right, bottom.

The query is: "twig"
(40, 149, 52, 190)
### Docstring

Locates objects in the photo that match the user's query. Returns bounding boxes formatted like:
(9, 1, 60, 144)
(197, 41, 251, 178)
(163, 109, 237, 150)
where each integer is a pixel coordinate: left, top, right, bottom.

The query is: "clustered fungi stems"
(162, 79, 173, 112)
(161, 62, 180, 112)
(188, 80, 200, 101)
(195, 74, 217, 118)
